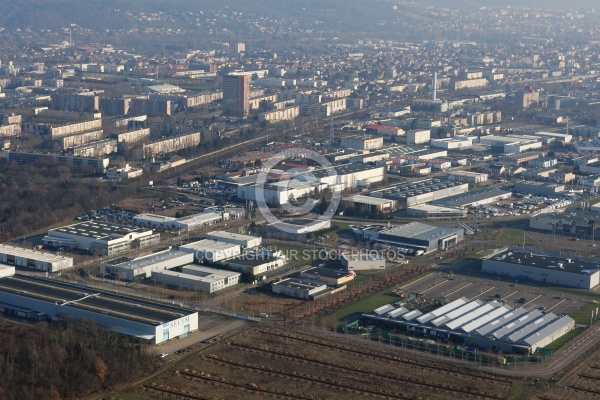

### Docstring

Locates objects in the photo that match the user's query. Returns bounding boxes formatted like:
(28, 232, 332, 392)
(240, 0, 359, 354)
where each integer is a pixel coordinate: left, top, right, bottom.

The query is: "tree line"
(0, 316, 158, 400)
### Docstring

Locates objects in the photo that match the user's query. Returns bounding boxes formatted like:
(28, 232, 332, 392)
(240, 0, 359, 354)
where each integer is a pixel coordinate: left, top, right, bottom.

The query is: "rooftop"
(488, 250, 600, 276)
(434, 187, 511, 208)
(49, 221, 149, 241)
(0, 275, 195, 325)
(101, 249, 192, 270)
(179, 239, 240, 252)
(0, 243, 73, 264)
(380, 222, 461, 241)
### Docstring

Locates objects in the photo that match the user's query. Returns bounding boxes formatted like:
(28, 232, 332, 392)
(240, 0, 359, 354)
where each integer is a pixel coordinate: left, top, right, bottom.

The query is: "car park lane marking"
(443, 282, 472, 298)
(523, 294, 541, 306)
(419, 279, 449, 294)
(502, 291, 518, 301)
(545, 299, 566, 313)
(471, 286, 494, 300)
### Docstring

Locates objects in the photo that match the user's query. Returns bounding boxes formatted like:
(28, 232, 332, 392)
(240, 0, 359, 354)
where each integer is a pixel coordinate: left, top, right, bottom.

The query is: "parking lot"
(402, 269, 588, 317)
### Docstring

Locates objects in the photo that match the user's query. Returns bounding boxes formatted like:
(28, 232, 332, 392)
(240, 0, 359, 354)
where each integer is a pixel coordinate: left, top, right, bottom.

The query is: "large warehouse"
(433, 187, 512, 209)
(133, 210, 223, 231)
(0, 275, 198, 344)
(369, 178, 469, 209)
(377, 222, 464, 254)
(100, 249, 194, 281)
(178, 239, 241, 262)
(529, 211, 600, 238)
(152, 265, 240, 293)
(222, 249, 287, 275)
(43, 221, 161, 256)
(363, 297, 575, 354)
(482, 249, 600, 289)
(0, 243, 73, 272)
(205, 231, 262, 249)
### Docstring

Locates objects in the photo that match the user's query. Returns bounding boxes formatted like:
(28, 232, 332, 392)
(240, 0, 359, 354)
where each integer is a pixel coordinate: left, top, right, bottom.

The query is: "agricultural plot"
(121, 325, 519, 400)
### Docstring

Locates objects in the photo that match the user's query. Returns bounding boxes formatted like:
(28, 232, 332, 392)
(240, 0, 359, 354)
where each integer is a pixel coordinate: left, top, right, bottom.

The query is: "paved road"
(157, 318, 253, 360)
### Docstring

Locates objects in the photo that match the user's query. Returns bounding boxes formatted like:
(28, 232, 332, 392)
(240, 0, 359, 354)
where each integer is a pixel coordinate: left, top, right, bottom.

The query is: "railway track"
(256, 329, 512, 385)
(227, 341, 504, 399)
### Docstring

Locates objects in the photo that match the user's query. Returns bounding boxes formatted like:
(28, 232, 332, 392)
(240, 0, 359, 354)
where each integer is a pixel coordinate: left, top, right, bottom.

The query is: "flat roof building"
(0, 243, 73, 272)
(300, 267, 355, 285)
(178, 239, 241, 262)
(266, 218, 331, 240)
(406, 204, 467, 219)
(0, 275, 198, 344)
(272, 277, 328, 300)
(483, 249, 600, 289)
(100, 249, 194, 281)
(152, 265, 240, 293)
(44, 221, 160, 256)
(369, 178, 469, 209)
(205, 231, 262, 249)
(340, 253, 385, 271)
(433, 187, 512, 209)
(377, 222, 464, 254)
(345, 195, 397, 213)
(220, 249, 287, 276)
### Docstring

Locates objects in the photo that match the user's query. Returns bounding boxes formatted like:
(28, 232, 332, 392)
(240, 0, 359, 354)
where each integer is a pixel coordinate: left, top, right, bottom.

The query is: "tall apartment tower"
(223, 74, 250, 117)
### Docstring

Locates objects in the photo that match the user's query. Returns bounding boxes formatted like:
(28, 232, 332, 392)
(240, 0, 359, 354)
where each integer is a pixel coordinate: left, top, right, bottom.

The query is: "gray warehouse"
(433, 187, 512, 209)
(363, 297, 575, 354)
(152, 265, 240, 293)
(0, 275, 198, 344)
(100, 249, 194, 281)
(377, 222, 464, 254)
(482, 249, 600, 289)
(369, 178, 469, 209)
(0, 243, 74, 272)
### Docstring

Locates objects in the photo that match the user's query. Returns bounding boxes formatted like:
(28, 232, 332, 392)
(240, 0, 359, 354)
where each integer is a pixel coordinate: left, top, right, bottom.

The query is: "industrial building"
(340, 253, 386, 270)
(237, 164, 384, 205)
(344, 195, 397, 213)
(132, 210, 223, 231)
(178, 239, 241, 262)
(340, 135, 384, 150)
(433, 187, 512, 209)
(43, 221, 160, 256)
(266, 218, 331, 240)
(100, 249, 194, 281)
(219, 249, 287, 275)
(376, 222, 464, 254)
(152, 265, 240, 293)
(272, 277, 328, 299)
(514, 181, 565, 196)
(482, 249, 600, 289)
(0, 275, 198, 344)
(300, 267, 356, 286)
(363, 297, 575, 354)
(0, 243, 73, 272)
(529, 211, 600, 239)
(369, 178, 469, 209)
(447, 171, 488, 184)
(406, 204, 467, 219)
(205, 231, 262, 249)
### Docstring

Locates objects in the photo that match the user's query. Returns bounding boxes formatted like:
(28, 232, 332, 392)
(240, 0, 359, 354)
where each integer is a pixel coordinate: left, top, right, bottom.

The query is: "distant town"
(2, 2, 600, 399)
